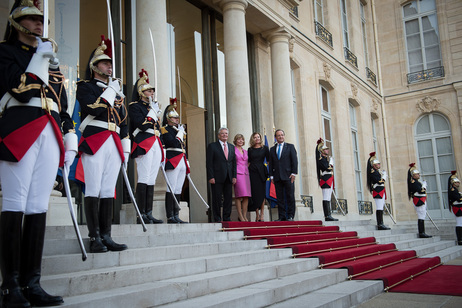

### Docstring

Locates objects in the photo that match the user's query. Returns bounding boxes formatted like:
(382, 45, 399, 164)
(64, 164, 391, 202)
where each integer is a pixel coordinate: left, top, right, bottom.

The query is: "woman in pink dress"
(233, 134, 251, 221)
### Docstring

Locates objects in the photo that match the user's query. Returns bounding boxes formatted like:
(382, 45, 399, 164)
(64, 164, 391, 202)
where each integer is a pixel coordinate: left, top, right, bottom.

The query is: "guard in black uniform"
(407, 163, 432, 238)
(316, 138, 338, 221)
(161, 99, 189, 223)
(129, 69, 163, 224)
(77, 36, 129, 253)
(366, 152, 390, 230)
(448, 171, 462, 245)
(0, 1, 75, 306)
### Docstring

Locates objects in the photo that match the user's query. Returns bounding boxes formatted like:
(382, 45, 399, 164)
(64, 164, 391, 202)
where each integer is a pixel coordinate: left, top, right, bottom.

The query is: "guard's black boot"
(165, 193, 178, 224)
(322, 201, 338, 221)
(146, 185, 163, 224)
(173, 194, 188, 223)
(418, 219, 432, 238)
(84, 197, 107, 253)
(1, 212, 31, 308)
(20, 213, 63, 307)
(376, 210, 390, 230)
(456, 227, 462, 245)
(99, 198, 127, 251)
(136, 183, 152, 225)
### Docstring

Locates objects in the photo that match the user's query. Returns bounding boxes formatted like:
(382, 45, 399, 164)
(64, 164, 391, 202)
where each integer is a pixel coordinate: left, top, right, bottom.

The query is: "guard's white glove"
(149, 97, 162, 116)
(382, 170, 388, 181)
(329, 157, 334, 166)
(49, 57, 60, 70)
(146, 105, 158, 122)
(25, 38, 54, 86)
(421, 180, 427, 190)
(99, 79, 121, 107)
(176, 124, 185, 141)
(63, 133, 78, 176)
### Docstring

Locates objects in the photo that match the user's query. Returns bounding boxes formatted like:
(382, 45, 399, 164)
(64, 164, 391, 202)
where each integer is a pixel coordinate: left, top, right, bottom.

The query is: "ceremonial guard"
(129, 69, 163, 224)
(161, 99, 188, 223)
(366, 152, 390, 230)
(0, 0, 74, 306)
(315, 138, 338, 221)
(448, 171, 462, 245)
(407, 163, 432, 238)
(77, 36, 129, 253)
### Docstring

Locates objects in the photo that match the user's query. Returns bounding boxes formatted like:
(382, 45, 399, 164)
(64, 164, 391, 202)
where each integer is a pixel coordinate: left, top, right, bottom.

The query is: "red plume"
(409, 163, 415, 168)
(317, 138, 323, 144)
(369, 152, 376, 157)
(139, 69, 150, 83)
(170, 98, 177, 105)
(100, 35, 112, 58)
(452, 170, 457, 175)
(33, 0, 40, 9)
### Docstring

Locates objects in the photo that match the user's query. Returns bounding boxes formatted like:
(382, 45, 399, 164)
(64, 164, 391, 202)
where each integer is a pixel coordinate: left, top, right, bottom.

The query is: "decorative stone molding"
(289, 37, 295, 54)
(213, 0, 248, 11)
(351, 83, 358, 98)
(323, 62, 331, 80)
(372, 99, 379, 112)
(416, 96, 441, 113)
(279, 0, 303, 10)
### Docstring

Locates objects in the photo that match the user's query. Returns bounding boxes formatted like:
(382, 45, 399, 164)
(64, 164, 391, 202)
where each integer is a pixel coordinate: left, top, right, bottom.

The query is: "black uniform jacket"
(128, 99, 162, 159)
(409, 179, 426, 206)
(317, 155, 334, 188)
(76, 79, 128, 160)
(369, 169, 386, 199)
(0, 40, 73, 166)
(449, 186, 462, 217)
(161, 125, 188, 172)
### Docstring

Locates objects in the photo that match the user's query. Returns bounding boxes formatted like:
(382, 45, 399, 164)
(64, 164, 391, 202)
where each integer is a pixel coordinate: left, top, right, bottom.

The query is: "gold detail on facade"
(416, 96, 441, 113)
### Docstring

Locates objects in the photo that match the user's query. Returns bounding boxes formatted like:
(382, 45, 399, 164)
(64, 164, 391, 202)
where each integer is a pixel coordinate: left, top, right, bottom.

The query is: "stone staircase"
(6, 218, 462, 307)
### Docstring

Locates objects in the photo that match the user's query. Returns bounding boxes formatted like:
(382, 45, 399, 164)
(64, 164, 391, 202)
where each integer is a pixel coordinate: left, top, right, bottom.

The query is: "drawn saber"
(42, 0, 48, 38)
(62, 167, 87, 261)
(385, 203, 397, 224)
(160, 162, 182, 210)
(332, 190, 346, 216)
(426, 211, 439, 231)
(106, 0, 116, 78)
(187, 174, 210, 209)
(148, 28, 158, 103)
(121, 166, 147, 232)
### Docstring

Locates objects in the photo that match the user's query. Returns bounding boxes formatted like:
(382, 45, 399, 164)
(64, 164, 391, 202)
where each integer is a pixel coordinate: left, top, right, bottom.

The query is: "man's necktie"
(277, 144, 282, 159)
(224, 142, 228, 160)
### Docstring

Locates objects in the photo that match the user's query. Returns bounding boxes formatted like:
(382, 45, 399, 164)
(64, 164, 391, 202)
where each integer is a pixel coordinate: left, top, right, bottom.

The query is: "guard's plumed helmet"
(89, 35, 112, 77)
(316, 138, 329, 152)
(137, 69, 155, 99)
(450, 171, 460, 185)
(5, 0, 43, 41)
(407, 163, 420, 199)
(369, 152, 380, 165)
(162, 98, 179, 126)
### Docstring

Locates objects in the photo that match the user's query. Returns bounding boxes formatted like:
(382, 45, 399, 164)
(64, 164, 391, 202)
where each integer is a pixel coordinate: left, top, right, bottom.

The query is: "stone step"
(422, 245, 462, 263)
(392, 236, 441, 250)
(267, 280, 384, 308)
(56, 259, 325, 307)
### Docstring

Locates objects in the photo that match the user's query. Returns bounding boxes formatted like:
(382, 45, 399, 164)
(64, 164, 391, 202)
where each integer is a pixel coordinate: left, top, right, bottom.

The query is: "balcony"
(366, 67, 377, 85)
(407, 66, 444, 84)
(289, 6, 299, 18)
(332, 199, 348, 215)
(300, 195, 314, 213)
(314, 21, 333, 47)
(358, 200, 373, 215)
(344, 47, 358, 68)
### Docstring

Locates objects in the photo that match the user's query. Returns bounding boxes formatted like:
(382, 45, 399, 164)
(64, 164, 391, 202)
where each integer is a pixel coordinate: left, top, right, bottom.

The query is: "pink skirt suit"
(234, 147, 251, 198)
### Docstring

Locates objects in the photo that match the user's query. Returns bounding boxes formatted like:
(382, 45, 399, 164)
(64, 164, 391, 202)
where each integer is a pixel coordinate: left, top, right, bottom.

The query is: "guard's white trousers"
(414, 202, 427, 220)
(374, 198, 385, 211)
(135, 139, 162, 185)
(165, 162, 186, 194)
(0, 123, 59, 214)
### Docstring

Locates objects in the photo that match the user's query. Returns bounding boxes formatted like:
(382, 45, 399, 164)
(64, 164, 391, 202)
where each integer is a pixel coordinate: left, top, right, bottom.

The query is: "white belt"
(0, 92, 59, 114)
(86, 119, 120, 134)
(166, 148, 184, 153)
(414, 192, 426, 198)
(320, 170, 332, 176)
(373, 183, 384, 189)
(133, 128, 156, 137)
(453, 201, 462, 206)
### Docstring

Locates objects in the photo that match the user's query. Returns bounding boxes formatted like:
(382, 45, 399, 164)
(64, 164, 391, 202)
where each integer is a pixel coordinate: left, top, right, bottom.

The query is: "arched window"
(415, 113, 455, 218)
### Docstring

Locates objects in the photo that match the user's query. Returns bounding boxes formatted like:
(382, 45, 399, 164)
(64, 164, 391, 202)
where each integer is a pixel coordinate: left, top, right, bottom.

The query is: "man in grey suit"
(206, 128, 237, 222)
(269, 129, 298, 221)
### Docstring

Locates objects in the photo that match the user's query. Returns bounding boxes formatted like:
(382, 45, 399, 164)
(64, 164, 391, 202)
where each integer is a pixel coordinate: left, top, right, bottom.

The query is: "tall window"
(320, 86, 332, 151)
(350, 104, 363, 201)
(403, 0, 442, 73)
(371, 117, 377, 152)
(360, 2, 369, 68)
(314, 0, 324, 24)
(415, 113, 455, 216)
(340, 0, 349, 48)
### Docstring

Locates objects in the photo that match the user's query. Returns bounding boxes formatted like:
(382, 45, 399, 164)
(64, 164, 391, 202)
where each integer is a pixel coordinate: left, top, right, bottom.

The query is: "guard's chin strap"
(8, 16, 39, 37)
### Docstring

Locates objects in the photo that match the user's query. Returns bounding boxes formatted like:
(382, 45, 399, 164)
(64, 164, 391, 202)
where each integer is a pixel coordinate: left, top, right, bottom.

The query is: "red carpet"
(222, 220, 462, 296)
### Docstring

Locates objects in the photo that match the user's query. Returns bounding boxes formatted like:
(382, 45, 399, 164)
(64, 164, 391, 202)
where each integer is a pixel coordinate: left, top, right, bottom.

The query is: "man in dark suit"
(269, 129, 298, 221)
(207, 127, 237, 222)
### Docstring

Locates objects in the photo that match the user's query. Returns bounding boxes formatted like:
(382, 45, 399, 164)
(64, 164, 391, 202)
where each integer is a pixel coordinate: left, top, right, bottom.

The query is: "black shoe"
(274, 218, 286, 221)
(287, 217, 294, 221)
(137, 214, 153, 225)
(101, 235, 127, 251)
(377, 224, 390, 230)
(1, 287, 31, 308)
(325, 216, 338, 221)
(22, 284, 63, 307)
(174, 215, 188, 223)
(167, 217, 179, 224)
(419, 233, 432, 238)
(89, 237, 108, 253)
(146, 212, 163, 224)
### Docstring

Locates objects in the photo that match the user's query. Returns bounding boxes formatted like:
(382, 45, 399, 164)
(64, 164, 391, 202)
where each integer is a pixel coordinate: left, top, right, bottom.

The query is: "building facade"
(1, 0, 460, 223)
